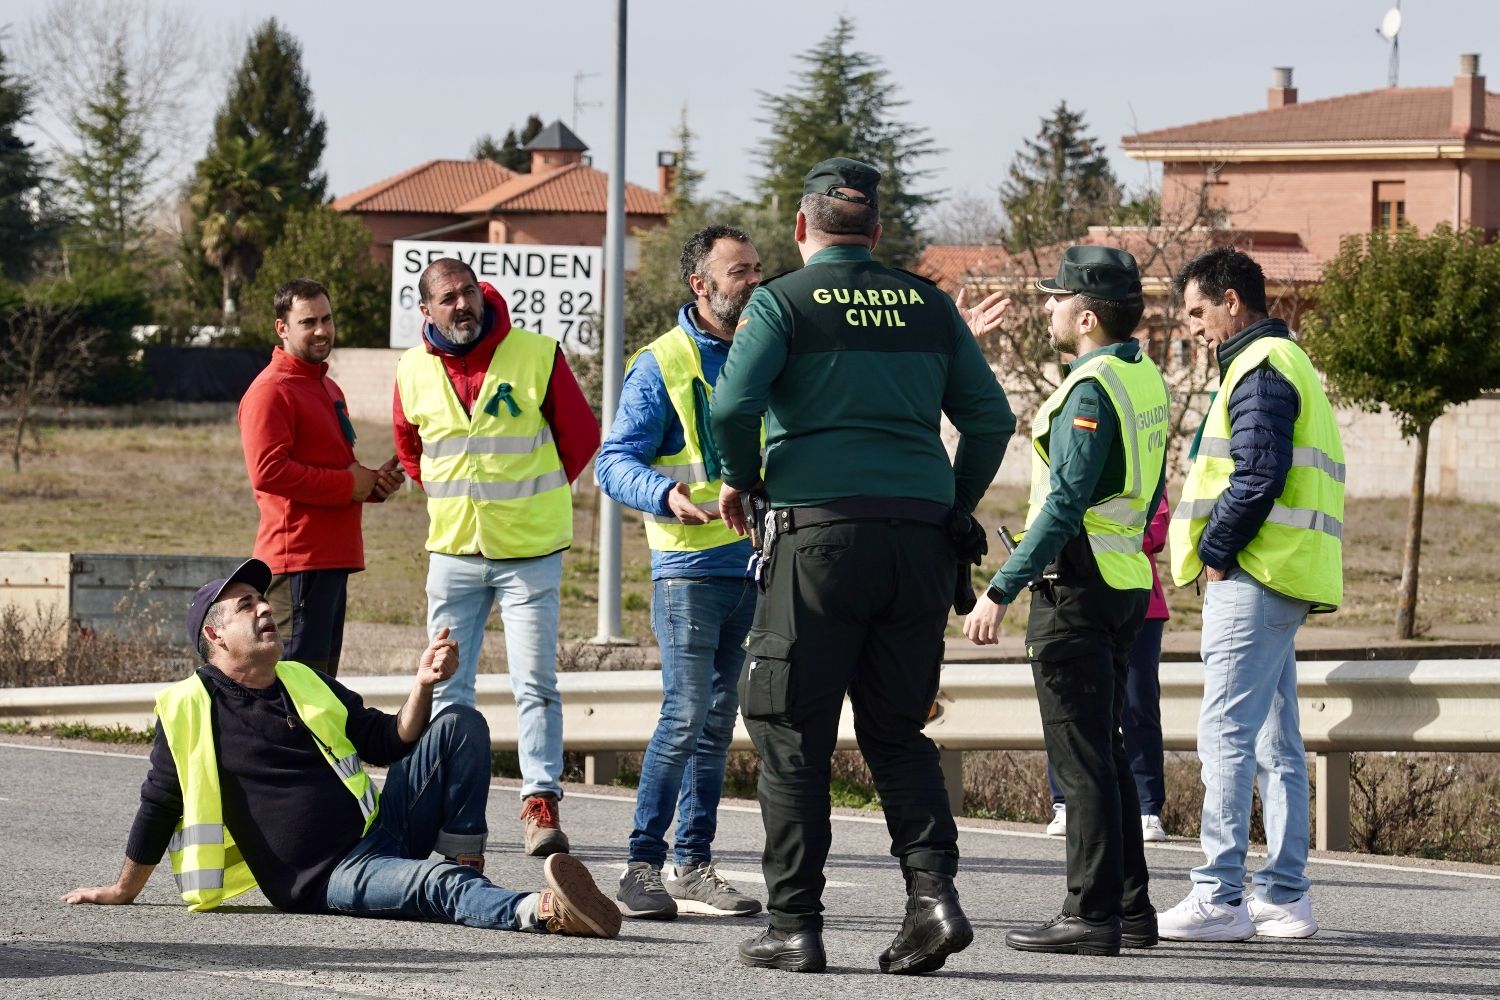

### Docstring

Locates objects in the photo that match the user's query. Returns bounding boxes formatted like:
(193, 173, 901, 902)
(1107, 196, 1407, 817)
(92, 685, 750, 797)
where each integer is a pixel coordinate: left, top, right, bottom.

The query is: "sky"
(8, 0, 1500, 222)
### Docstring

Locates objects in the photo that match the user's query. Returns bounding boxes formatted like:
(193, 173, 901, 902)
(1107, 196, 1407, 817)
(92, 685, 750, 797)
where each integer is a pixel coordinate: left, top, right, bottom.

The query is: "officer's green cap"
(803, 157, 880, 210)
(1035, 246, 1143, 303)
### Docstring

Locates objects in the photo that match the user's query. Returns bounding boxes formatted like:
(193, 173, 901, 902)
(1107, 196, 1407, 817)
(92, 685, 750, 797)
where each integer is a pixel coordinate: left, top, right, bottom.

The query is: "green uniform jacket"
(711, 246, 1015, 511)
(990, 340, 1167, 601)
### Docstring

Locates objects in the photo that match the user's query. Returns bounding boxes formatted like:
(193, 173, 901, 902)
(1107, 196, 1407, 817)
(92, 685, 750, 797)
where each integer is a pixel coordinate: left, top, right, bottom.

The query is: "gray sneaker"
(665, 862, 762, 917)
(617, 861, 677, 920)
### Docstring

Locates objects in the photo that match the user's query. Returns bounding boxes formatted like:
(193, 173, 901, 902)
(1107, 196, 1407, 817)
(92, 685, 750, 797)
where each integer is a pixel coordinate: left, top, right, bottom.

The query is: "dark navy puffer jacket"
(1198, 317, 1298, 570)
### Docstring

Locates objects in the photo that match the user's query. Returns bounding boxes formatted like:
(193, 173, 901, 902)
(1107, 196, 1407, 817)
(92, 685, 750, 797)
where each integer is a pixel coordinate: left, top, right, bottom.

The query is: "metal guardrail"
(4, 660, 1497, 852)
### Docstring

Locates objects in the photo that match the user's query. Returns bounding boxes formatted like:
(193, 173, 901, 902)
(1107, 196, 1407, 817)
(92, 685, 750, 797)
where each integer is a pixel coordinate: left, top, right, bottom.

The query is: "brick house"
(331, 120, 672, 263)
(1122, 53, 1500, 261)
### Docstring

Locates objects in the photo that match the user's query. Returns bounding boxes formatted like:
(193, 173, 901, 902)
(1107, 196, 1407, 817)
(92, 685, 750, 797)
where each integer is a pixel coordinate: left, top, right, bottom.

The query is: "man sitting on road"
(61, 558, 621, 940)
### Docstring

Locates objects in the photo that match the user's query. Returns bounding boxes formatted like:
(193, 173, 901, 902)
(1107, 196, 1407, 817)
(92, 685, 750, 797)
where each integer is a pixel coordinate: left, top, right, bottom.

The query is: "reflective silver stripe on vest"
(357, 786, 377, 820)
(1173, 497, 1342, 540)
(1091, 497, 1148, 529)
(173, 868, 225, 892)
(1265, 504, 1344, 539)
(1088, 532, 1146, 556)
(333, 752, 362, 781)
(168, 823, 223, 853)
(1090, 363, 1143, 499)
(1194, 438, 1346, 483)
(424, 468, 569, 501)
(642, 500, 722, 523)
(420, 426, 556, 459)
(651, 460, 710, 484)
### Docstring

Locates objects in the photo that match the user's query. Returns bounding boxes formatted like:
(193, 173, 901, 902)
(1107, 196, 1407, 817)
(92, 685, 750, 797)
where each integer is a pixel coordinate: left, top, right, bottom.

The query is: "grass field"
(4, 418, 1499, 642)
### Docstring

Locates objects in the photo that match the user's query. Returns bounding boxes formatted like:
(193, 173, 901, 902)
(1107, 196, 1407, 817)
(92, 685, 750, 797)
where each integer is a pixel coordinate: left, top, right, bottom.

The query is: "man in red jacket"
(239, 278, 403, 677)
(393, 259, 600, 856)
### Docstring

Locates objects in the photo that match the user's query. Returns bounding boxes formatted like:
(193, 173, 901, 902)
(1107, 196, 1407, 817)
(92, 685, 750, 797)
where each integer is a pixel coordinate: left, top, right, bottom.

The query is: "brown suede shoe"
(521, 793, 571, 856)
(446, 853, 486, 875)
(537, 854, 622, 938)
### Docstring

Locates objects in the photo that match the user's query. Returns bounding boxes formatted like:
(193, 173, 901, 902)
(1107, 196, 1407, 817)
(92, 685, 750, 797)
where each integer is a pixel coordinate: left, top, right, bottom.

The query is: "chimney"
(1268, 67, 1297, 109)
(657, 150, 678, 198)
(1453, 53, 1485, 136)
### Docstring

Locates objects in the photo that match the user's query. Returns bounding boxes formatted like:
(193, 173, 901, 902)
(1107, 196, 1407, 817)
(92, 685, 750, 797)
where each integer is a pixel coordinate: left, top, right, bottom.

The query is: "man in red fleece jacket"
(393, 258, 600, 857)
(238, 278, 403, 677)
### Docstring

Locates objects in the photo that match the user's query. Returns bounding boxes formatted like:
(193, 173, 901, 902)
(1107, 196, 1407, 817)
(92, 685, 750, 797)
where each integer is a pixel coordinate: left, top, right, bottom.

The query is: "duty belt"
(773, 497, 949, 534)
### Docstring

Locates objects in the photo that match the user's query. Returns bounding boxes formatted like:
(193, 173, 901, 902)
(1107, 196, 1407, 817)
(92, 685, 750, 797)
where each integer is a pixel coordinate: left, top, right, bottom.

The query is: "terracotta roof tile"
(457, 162, 670, 216)
(1124, 88, 1500, 147)
(915, 244, 1014, 292)
(332, 160, 517, 213)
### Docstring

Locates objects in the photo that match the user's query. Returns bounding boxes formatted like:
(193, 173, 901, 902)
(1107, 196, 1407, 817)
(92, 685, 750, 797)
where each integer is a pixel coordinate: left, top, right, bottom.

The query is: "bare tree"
(924, 188, 1008, 246)
(22, 0, 206, 218)
(0, 294, 105, 472)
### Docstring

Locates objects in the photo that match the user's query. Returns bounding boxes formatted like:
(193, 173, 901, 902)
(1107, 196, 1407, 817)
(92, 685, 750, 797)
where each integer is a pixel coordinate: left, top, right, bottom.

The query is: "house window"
(1374, 181, 1406, 231)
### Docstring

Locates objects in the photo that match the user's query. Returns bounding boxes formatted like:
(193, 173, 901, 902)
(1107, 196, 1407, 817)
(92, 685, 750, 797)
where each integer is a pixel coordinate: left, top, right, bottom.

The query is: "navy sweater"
(126, 664, 411, 912)
(1198, 317, 1298, 571)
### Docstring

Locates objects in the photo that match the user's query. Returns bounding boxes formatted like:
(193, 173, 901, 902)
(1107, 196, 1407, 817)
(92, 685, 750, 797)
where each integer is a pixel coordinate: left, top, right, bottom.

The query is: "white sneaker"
(1141, 814, 1167, 843)
(1248, 893, 1318, 938)
(1157, 894, 1256, 942)
(1044, 806, 1066, 837)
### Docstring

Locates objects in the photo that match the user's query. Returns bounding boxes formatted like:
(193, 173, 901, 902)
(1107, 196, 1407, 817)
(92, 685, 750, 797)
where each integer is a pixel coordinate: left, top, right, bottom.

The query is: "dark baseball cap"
(803, 157, 881, 209)
(1035, 246, 1143, 303)
(184, 557, 272, 656)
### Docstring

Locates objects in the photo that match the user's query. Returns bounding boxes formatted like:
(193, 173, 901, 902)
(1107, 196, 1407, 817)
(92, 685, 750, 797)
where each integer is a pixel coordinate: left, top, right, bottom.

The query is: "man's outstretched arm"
(62, 858, 154, 905)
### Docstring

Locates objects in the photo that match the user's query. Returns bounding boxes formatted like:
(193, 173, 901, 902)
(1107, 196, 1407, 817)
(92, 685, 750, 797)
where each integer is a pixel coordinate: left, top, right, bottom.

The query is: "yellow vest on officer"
(1170, 335, 1344, 611)
(628, 326, 742, 553)
(1026, 350, 1170, 591)
(395, 328, 572, 560)
(155, 661, 379, 912)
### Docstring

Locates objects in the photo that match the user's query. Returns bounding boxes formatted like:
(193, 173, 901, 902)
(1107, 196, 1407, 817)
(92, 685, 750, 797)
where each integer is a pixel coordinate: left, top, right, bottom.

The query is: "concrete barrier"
(5, 659, 1498, 852)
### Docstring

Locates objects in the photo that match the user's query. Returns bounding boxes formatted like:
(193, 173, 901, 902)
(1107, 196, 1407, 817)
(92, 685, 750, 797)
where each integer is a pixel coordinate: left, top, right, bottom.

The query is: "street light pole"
(594, 0, 628, 644)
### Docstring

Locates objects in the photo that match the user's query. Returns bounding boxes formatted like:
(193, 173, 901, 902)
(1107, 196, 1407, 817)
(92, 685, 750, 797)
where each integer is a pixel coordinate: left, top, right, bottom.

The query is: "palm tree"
(192, 134, 289, 329)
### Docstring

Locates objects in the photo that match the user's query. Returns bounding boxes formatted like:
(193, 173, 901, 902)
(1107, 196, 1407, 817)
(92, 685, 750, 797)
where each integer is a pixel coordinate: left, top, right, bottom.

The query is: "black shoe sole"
(1004, 936, 1121, 957)
(879, 918, 975, 975)
(1121, 930, 1158, 948)
(737, 949, 826, 973)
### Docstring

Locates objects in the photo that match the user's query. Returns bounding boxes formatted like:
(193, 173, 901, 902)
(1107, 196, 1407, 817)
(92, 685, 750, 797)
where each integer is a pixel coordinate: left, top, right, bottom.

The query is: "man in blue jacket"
(597, 225, 765, 921)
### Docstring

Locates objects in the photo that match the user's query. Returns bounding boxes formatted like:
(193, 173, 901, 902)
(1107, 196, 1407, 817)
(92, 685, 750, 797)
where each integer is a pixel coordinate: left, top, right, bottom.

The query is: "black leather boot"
(1121, 908, 1159, 948)
(737, 927, 827, 973)
(1005, 912, 1123, 956)
(878, 870, 974, 975)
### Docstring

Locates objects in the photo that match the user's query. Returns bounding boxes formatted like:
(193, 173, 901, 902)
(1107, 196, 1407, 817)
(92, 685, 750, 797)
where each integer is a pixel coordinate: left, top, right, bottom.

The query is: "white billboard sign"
(390, 240, 603, 352)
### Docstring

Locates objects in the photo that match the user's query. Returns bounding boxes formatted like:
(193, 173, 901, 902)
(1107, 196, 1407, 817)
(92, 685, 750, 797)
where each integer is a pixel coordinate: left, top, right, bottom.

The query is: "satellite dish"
(1380, 7, 1403, 41)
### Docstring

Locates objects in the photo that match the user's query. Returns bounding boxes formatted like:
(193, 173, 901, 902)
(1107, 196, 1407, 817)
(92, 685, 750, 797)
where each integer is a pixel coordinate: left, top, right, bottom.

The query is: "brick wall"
(331, 348, 1500, 502)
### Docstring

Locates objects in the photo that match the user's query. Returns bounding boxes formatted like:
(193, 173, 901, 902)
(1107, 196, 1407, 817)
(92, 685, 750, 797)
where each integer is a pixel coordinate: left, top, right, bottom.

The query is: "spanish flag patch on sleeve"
(1072, 416, 1098, 432)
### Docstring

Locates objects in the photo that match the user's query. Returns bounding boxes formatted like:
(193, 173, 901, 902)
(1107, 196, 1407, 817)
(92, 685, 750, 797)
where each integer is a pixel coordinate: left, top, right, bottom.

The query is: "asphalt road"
(2, 740, 1497, 1000)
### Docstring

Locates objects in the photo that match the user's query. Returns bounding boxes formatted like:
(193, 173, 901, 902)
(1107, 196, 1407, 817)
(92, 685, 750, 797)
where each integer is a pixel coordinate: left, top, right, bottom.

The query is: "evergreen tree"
(239, 205, 388, 347)
(1000, 102, 1121, 251)
(667, 106, 705, 208)
(58, 45, 157, 264)
(0, 41, 54, 280)
(755, 17, 936, 266)
(1301, 224, 1500, 638)
(475, 114, 544, 173)
(209, 18, 327, 205)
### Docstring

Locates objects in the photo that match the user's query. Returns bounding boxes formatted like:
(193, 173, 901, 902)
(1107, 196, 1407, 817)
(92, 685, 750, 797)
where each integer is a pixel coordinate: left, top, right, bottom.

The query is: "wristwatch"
(985, 585, 1008, 605)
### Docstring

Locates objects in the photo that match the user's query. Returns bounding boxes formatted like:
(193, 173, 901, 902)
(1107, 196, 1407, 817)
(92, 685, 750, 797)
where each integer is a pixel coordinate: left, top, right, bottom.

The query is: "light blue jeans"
(628, 576, 756, 868)
(427, 550, 564, 800)
(1192, 566, 1312, 905)
(325, 705, 528, 929)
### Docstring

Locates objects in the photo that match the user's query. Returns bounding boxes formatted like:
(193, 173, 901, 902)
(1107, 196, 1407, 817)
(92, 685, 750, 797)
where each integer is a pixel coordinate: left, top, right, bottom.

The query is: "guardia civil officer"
(712, 157, 1016, 975)
(964, 246, 1170, 956)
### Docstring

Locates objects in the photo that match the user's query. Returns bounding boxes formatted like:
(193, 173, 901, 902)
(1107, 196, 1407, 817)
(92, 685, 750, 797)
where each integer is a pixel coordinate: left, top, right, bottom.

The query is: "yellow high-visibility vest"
(1170, 335, 1344, 611)
(1025, 349, 1170, 591)
(156, 661, 379, 912)
(396, 328, 572, 559)
(628, 326, 744, 552)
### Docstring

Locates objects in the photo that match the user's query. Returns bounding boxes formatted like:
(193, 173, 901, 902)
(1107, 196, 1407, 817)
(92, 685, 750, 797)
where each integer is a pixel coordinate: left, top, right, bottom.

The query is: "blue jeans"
(1192, 567, 1312, 905)
(1048, 618, 1166, 814)
(627, 576, 756, 868)
(427, 551, 564, 799)
(325, 705, 528, 929)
